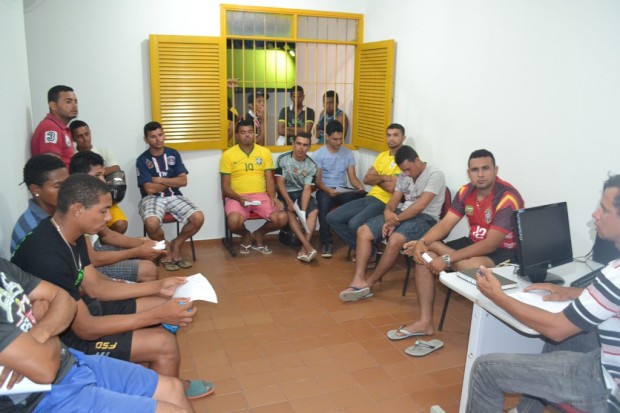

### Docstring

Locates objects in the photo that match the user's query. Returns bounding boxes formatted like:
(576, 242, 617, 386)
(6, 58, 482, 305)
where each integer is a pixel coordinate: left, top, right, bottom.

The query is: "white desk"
(440, 260, 602, 412)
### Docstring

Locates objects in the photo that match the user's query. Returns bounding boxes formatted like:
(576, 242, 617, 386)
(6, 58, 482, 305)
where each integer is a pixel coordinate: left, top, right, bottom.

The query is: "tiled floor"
(170, 237, 478, 413)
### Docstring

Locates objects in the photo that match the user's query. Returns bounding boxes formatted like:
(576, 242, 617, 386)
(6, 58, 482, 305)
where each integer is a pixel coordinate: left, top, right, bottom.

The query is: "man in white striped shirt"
(468, 175, 620, 413)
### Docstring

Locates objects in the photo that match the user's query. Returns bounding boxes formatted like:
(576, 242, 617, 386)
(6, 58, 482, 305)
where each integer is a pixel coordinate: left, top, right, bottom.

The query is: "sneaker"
(321, 244, 333, 258)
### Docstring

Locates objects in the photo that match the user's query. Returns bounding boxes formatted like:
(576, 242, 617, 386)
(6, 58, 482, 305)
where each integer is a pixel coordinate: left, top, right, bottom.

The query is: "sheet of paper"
(334, 186, 358, 193)
(293, 200, 310, 234)
(508, 290, 572, 313)
(244, 200, 261, 206)
(173, 273, 218, 303)
(0, 373, 51, 395)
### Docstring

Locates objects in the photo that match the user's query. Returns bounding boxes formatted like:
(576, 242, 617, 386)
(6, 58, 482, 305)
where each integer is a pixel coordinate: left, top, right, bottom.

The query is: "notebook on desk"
(457, 268, 518, 290)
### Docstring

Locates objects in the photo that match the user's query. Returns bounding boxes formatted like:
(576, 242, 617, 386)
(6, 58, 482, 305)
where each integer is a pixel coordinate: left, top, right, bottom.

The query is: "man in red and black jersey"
(393, 149, 524, 338)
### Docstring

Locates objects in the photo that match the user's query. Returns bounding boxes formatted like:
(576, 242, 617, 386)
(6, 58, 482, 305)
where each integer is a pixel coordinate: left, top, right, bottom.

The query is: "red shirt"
(31, 114, 74, 167)
(450, 177, 524, 250)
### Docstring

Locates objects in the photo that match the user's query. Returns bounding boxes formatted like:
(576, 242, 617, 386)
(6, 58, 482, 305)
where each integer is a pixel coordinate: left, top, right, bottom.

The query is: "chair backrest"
(440, 187, 452, 219)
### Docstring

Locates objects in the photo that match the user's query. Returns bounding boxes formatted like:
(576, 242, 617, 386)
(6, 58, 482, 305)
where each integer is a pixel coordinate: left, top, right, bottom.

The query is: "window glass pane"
(227, 11, 292, 38)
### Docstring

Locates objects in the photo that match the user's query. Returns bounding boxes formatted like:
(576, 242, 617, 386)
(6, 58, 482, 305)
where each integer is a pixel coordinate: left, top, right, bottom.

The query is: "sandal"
(175, 259, 193, 269)
(251, 245, 273, 255)
(162, 261, 180, 271)
(185, 379, 215, 399)
(239, 243, 252, 255)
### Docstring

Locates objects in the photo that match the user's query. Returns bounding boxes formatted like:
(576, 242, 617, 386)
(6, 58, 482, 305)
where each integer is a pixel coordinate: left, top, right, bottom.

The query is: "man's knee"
(138, 260, 158, 282)
(270, 211, 288, 228)
(188, 211, 204, 228)
(386, 233, 406, 250)
(356, 224, 374, 241)
(144, 216, 161, 233)
(226, 213, 246, 232)
(110, 220, 128, 234)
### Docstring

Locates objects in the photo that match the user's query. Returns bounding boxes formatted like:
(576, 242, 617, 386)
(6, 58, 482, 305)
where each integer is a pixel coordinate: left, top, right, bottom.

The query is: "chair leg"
(438, 289, 452, 331)
(221, 216, 237, 257)
(189, 236, 196, 261)
(402, 256, 413, 296)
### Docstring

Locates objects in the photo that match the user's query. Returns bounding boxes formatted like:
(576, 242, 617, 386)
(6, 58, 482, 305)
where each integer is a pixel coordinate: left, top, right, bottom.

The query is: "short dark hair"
(469, 149, 495, 166)
(236, 117, 254, 133)
(395, 145, 419, 165)
(69, 151, 105, 175)
(323, 90, 339, 103)
(47, 85, 74, 103)
(143, 121, 163, 137)
(604, 175, 620, 216)
(57, 173, 110, 214)
(326, 120, 343, 136)
(294, 132, 312, 143)
(387, 123, 405, 135)
(69, 119, 89, 135)
(290, 85, 304, 95)
(23, 154, 66, 187)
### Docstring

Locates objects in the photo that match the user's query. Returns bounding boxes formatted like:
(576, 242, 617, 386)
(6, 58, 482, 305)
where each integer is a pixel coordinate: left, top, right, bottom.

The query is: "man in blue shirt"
(312, 120, 365, 257)
(136, 122, 204, 271)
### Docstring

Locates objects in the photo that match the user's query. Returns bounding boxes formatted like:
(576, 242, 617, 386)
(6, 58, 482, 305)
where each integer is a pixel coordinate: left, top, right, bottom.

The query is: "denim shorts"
(366, 210, 437, 242)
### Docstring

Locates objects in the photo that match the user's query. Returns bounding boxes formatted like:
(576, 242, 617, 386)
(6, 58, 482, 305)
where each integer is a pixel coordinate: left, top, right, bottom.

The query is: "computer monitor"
(513, 202, 573, 284)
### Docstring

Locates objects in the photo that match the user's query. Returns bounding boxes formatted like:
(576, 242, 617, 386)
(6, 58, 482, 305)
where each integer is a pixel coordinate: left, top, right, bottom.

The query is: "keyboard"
(570, 268, 603, 288)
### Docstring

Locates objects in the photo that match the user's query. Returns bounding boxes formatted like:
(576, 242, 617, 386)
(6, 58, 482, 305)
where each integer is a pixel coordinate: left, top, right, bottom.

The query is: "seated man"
(220, 118, 288, 254)
(315, 90, 349, 144)
(313, 120, 366, 258)
(70, 119, 126, 233)
(401, 149, 524, 337)
(277, 85, 315, 145)
(0, 258, 194, 412)
(11, 154, 68, 254)
(339, 146, 445, 302)
(327, 123, 405, 255)
(137, 121, 205, 271)
(11, 173, 214, 399)
(245, 89, 269, 146)
(70, 151, 165, 282)
(467, 175, 620, 412)
(275, 132, 319, 262)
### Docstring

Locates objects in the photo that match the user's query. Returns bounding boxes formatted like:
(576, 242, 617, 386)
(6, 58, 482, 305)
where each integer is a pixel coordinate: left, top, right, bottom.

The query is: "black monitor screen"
(513, 202, 573, 283)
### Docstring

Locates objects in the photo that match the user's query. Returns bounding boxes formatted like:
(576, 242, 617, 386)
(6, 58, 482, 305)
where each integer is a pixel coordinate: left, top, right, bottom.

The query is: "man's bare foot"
(251, 231, 265, 247)
(169, 238, 182, 261)
(399, 321, 434, 336)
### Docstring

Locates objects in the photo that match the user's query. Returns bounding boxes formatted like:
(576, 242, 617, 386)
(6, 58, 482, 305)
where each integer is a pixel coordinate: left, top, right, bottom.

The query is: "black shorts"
(445, 237, 516, 266)
(61, 298, 136, 361)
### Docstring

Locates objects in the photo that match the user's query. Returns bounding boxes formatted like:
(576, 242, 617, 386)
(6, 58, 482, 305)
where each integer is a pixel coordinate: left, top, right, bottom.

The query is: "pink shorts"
(225, 192, 277, 220)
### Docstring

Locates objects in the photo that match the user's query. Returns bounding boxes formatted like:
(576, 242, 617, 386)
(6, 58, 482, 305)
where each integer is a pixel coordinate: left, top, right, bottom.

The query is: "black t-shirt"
(12, 218, 91, 302)
(0, 258, 74, 412)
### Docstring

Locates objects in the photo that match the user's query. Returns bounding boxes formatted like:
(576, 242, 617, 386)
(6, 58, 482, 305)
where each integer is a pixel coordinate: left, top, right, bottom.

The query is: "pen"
(496, 259, 511, 267)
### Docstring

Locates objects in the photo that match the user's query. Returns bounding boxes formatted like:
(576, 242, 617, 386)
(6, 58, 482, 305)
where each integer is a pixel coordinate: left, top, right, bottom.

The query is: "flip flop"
(386, 324, 428, 340)
(185, 380, 215, 399)
(405, 339, 444, 357)
(339, 286, 373, 302)
(251, 245, 273, 255)
(175, 259, 193, 269)
(162, 261, 180, 271)
(306, 249, 318, 262)
(240, 243, 252, 254)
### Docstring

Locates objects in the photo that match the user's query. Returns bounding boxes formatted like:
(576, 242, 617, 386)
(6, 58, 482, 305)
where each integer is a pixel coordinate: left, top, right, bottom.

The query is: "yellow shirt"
(108, 204, 127, 226)
(220, 144, 274, 195)
(366, 150, 400, 203)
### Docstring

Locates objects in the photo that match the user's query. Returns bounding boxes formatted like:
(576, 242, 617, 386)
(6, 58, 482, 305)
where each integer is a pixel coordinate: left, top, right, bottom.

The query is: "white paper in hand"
(293, 200, 311, 234)
(173, 273, 218, 303)
(0, 373, 51, 395)
(244, 200, 261, 206)
(153, 240, 166, 250)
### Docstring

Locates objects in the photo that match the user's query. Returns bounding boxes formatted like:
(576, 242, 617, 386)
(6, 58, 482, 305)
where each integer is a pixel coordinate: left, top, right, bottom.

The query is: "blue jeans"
(467, 331, 609, 413)
(326, 196, 385, 249)
(316, 190, 365, 246)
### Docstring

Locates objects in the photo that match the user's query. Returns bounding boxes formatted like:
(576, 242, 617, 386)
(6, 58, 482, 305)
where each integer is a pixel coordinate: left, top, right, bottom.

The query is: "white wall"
(1, 0, 32, 258)
(362, 0, 620, 254)
(10, 0, 620, 257)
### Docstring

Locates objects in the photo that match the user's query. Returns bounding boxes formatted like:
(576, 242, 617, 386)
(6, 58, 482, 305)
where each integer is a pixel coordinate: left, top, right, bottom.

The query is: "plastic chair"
(144, 212, 196, 261)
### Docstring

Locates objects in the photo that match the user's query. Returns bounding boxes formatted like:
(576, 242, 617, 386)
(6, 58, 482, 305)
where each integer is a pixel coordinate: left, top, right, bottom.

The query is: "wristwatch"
(441, 254, 451, 269)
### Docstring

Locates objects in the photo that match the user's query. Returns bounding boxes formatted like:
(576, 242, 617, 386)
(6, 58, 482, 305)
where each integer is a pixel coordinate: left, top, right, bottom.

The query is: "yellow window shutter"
(149, 35, 227, 151)
(352, 40, 395, 152)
